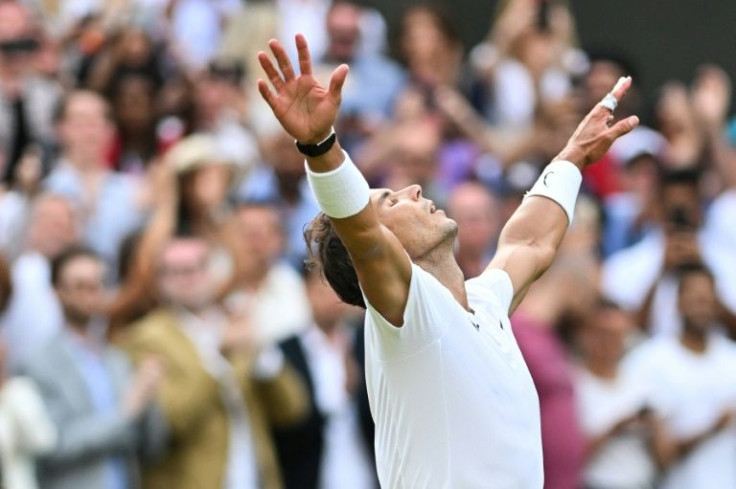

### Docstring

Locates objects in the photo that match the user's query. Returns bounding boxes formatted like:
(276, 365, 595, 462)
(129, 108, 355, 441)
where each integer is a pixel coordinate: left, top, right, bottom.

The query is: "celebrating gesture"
(256, 35, 642, 489)
(257, 34, 349, 145)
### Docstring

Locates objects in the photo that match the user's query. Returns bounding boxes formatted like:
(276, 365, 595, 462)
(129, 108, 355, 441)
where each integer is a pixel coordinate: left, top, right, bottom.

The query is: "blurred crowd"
(0, 0, 735, 488)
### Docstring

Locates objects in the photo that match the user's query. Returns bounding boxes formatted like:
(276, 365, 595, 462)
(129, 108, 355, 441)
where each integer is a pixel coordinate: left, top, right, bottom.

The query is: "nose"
(400, 184, 422, 201)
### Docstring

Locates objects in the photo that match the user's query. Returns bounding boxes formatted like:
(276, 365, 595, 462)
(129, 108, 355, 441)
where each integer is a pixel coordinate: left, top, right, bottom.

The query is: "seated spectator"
(44, 90, 147, 269)
(273, 266, 376, 489)
(624, 264, 736, 489)
(20, 247, 167, 489)
(121, 235, 308, 489)
(575, 299, 669, 489)
(222, 202, 313, 344)
(0, 340, 57, 489)
(1, 194, 78, 370)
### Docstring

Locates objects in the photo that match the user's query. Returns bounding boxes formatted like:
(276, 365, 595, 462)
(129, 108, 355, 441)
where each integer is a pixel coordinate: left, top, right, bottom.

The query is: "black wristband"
(295, 131, 337, 157)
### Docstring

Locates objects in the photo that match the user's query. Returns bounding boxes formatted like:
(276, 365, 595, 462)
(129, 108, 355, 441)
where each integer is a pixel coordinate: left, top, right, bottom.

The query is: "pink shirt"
(513, 314, 585, 489)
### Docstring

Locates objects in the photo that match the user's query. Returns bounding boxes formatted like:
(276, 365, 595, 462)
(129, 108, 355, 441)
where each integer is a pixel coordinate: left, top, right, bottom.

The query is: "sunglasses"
(0, 37, 39, 55)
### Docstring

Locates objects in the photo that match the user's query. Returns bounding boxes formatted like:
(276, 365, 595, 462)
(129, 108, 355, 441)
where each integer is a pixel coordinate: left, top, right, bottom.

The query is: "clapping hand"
(257, 35, 349, 145)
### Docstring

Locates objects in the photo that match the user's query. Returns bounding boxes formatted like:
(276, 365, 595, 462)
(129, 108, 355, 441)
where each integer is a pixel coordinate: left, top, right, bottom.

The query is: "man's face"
(0, 3, 36, 75)
(447, 184, 498, 257)
(678, 272, 717, 334)
(157, 239, 214, 310)
(326, 3, 361, 63)
(232, 206, 285, 266)
(580, 308, 633, 365)
(55, 256, 106, 324)
(370, 185, 457, 260)
(58, 93, 114, 163)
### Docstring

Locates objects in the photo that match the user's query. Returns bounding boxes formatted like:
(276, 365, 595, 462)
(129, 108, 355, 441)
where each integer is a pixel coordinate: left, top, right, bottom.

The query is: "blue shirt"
(65, 333, 128, 489)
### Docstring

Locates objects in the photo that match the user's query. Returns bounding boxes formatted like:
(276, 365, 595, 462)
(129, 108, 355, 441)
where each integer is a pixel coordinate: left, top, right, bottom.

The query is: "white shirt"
(177, 308, 258, 489)
(602, 228, 736, 336)
(623, 335, 736, 489)
(1, 253, 63, 370)
(575, 368, 657, 488)
(364, 263, 542, 489)
(226, 262, 312, 344)
(0, 377, 57, 489)
(300, 326, 375, 489)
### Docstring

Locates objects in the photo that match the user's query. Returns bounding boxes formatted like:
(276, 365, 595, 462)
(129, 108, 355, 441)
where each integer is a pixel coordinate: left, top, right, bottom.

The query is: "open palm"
(257, 34, 349, 144)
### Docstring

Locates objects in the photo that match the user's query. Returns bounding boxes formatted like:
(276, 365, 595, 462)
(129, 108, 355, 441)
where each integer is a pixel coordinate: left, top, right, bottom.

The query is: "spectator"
(108, 73, 160, 174)
(575, 299, 670, 489)
(0, 2, 62, 187)
(121, 235, 308, 489)
(447, 182, 500, 279)
(1, 194, 77, 369)
(20, 247, 167, 489)
(602, 170, 736, 336)
(468, 0, 582, 129)
(192, 60, 259, 171)
(0, 339, 57, 489)
(397, 5, 462, 88)
(512, 259, 588, 489)
(624, 264, 736, 489)
(44, 90, 147, 269)
(222, 202, 312, 343)
(238, 131, 320, 268)
(313, 1, 405, 148)
(273, 266, 376, 489)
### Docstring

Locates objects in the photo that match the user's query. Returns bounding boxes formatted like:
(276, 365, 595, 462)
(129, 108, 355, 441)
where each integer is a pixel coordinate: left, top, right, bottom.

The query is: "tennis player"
(257, 34, 638, 488)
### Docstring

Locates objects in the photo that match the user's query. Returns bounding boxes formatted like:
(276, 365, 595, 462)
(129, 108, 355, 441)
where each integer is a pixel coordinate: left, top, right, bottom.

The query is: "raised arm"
(489, 77, 640, 314)
(256, 35, 411, 326)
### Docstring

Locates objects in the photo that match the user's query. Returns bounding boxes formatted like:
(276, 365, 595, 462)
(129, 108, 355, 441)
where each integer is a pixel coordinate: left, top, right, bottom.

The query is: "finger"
(268, 39, 295, 81)
(295, 33, 312, 76)
(257, 51, 284, 90)
(327, 64, 349, 103)
(609, 115, 640, 139)
(257, 79, 277, 109)
(610, 76, 632, 101)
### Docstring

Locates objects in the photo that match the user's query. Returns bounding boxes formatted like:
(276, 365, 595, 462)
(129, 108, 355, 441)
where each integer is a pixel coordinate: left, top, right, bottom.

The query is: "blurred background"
(0, 0, 735, 488)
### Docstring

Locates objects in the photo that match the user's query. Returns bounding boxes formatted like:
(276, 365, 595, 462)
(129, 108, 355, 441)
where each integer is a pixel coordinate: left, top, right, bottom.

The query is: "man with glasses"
(121, 235, 308, 489)
(20, 247, 167, 489)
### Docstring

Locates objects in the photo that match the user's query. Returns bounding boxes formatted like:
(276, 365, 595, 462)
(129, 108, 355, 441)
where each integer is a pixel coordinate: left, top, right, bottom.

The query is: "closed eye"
(389, 199, 398, 207)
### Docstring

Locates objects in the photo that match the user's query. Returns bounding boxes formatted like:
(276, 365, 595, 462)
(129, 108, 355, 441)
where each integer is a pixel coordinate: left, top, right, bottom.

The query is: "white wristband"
(305, 151, 371, 219)
(524, 160, 582, 226)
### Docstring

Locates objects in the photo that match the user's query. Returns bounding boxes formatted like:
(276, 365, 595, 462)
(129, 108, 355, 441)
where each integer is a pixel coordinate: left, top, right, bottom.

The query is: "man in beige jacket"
(121, 235, 308, 489)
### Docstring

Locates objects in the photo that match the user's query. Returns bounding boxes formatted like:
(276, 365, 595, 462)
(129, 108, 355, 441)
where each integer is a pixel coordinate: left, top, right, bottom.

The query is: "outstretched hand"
(556, 76, 640, 168)
(257, 34, 349, 144)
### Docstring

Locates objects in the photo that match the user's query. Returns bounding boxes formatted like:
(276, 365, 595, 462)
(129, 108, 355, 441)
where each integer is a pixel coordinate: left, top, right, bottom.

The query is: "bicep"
(330, 205, 412, 326)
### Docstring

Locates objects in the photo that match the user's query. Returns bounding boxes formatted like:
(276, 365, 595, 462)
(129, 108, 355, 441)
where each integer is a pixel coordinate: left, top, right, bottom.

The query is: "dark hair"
(50, 247, 100, 287)
(304, 213, 365, 308)
(676, 262, 715, 296)
(0, 253, 12, 313)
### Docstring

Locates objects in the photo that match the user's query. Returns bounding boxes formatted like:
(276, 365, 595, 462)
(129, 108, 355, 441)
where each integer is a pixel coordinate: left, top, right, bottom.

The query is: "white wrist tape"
(306, 151, 370, 219)
(524, 160, 582, 226)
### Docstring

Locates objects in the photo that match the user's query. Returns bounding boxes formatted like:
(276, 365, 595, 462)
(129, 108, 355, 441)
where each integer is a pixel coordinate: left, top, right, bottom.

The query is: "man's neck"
(585, 360, 618, 380)
(680, 328, 708, 354)
(64, 153, 103, 174)
(415, 243, 469, 310)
